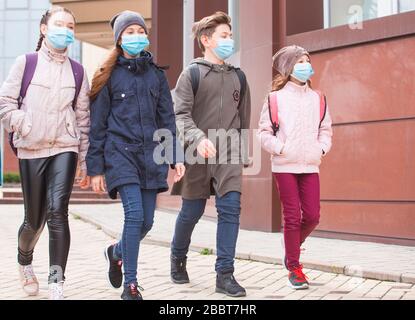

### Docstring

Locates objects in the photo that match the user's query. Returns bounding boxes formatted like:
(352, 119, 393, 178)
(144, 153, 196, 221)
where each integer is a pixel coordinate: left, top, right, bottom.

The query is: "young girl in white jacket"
(258, 45, 333, 290)
(0, 7, 90, 299)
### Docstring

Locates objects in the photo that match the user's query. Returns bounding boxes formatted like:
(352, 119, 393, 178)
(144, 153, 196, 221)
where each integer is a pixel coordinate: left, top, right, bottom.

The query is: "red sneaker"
(287, 265, 309, 290)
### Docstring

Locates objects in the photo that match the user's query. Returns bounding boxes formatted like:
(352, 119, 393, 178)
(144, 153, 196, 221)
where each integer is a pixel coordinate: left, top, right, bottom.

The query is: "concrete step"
(3, 190, 110, 200)
(1, 182, 120, 204)
(0, 197, 120, 205)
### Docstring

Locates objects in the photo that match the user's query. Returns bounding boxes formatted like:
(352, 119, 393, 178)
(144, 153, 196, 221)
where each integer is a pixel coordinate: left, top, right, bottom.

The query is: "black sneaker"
(287, 265, 309, 290)
(121, 283, 143, 300)
(216, 272, 246, 297)
(104, 244, 123, 289)
(171, 255, 190, 284)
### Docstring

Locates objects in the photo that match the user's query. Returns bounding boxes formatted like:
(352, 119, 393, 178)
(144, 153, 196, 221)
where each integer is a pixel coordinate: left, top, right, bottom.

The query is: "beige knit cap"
(272, 45, 310, 77)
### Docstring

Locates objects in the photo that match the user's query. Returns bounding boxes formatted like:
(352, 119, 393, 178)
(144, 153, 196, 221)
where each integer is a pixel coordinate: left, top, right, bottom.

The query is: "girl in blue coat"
(86, 11, 185, 300)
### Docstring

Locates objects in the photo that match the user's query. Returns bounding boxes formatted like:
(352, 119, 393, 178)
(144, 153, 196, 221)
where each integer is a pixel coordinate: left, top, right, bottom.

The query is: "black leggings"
(18, 152, 77, 283)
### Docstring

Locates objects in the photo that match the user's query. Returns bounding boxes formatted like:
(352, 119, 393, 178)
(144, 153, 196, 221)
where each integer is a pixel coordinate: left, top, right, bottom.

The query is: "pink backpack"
(267, 90, 327, 135)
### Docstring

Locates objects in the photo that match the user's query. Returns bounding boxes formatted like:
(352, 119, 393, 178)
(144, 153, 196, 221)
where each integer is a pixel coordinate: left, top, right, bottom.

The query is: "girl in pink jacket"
(0, 7, 90, 299)
(257, 45, 333, 290)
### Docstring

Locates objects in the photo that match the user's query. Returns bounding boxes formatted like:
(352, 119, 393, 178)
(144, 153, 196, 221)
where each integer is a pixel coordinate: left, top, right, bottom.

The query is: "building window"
(399, 0, 415, 12)
(324, 0, 415, 29)
(6, 0, 28, 9)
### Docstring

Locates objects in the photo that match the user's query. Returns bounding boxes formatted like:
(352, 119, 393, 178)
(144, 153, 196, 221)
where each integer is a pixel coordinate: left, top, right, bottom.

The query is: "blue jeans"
(171, 191, 241, 274)
(113, 184, 157, 286)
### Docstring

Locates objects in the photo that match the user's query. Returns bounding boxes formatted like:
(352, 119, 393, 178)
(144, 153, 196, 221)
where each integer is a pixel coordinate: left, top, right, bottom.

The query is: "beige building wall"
(82, 42, 110, 84)
(51, 0, 151, 48)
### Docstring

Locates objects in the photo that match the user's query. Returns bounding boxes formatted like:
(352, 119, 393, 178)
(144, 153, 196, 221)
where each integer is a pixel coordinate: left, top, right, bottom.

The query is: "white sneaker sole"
(287, 280, 309, 290)
(23, 284, 39, 296)
(49, 293, 64, 300)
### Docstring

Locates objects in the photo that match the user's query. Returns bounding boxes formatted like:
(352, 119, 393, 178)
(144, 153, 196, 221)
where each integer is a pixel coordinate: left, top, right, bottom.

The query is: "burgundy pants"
(273, 173, 320, 271)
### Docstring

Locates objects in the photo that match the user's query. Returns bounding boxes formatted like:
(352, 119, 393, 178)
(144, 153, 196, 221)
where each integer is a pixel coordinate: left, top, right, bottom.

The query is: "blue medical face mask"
(46, 26, 75, 50)
(121, 34, 150, 57)
(291, 62, 315, 83)
(213, 38, 235, 61)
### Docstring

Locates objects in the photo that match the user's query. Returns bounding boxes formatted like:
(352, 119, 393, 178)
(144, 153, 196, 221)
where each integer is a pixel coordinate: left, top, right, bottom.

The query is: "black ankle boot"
(171, 255, 190, 284)
(216, 272, 246, 297)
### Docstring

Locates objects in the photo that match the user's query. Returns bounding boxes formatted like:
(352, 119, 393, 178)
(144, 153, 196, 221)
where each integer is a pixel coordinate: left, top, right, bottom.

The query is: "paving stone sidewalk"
(1, 204, 414, 300)
(66, 204, 415, 284)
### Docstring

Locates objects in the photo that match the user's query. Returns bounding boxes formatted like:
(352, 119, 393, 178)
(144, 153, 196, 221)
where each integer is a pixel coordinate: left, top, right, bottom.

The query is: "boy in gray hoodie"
(170, 11, 251, 297)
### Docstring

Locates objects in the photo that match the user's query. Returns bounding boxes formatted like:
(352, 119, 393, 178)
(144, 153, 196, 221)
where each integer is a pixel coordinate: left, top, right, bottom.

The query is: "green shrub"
(3, 172, 20, 183)
(200, 248, 213, 255)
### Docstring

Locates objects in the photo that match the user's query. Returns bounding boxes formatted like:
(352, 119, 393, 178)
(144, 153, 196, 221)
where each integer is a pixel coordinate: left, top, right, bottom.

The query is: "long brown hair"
(267, 70, 312, 104)
(89, 46, 123, 101)
(270, 73, 312, 92)
(271, 73, 289, 92)
(36, 6, 76, 52)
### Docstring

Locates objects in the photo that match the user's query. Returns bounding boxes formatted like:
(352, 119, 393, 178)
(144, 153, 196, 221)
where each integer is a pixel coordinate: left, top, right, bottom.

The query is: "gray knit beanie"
(272, 45, 310, 77)
(110, 10, 148, 44)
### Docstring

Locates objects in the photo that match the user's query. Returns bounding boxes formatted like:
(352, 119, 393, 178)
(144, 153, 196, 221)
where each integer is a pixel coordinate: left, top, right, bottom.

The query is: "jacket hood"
(117, 50, 154, 74)
(189, 58, 236, 73)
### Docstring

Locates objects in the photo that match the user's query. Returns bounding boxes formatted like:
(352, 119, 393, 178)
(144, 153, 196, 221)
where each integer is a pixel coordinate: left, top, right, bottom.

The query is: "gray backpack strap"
(189, 63, 200, 97)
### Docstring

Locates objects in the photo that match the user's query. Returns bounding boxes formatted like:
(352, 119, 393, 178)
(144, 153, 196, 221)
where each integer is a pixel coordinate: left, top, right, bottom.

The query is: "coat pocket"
(306, 142, 323, 165)
(278, 138, 303, 165)
(13, 111, 33, 146)
(65, 109, 78, 139)
(20, 110, 33, 138)
(149, 86, 159, 116)
(111, 90, 138, 122)
(280, 139, 295, 160)
(149, 86, 159, 102)
(114, 141, 142, 153)
(61, 85, 76, 109)
(111, 140, 143, 170)
(112, 90, 136, 101)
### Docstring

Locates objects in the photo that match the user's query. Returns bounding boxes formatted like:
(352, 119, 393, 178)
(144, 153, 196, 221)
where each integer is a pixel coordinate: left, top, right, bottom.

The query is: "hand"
(243, 158, 254, 168)
(173, 163, 186, 183)
(197, 138, 216, 158)
(78, 171, 91, 190)
(91, 175, 106, 194)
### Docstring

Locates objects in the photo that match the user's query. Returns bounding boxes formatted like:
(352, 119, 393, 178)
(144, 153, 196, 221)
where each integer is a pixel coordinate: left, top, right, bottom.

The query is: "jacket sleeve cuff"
(320, 143, 330, 157)
(191, 132, 206, 147)
(86, 163, 104, 177)
(9, 110, 26, 133)
(79, 160, 87, 172)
